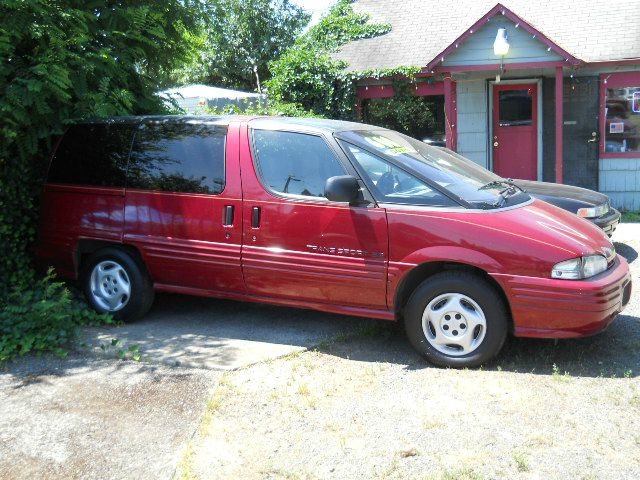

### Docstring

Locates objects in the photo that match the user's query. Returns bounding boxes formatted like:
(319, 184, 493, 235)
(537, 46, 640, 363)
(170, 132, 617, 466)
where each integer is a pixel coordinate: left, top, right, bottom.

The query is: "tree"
(171, 0, 310, 92)
(265, 0, 391, 117)
(0, 0, 203, 298)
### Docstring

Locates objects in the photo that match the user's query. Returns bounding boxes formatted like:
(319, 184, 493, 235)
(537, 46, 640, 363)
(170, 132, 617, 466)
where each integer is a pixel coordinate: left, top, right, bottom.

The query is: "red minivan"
(36, 116, 632, 367)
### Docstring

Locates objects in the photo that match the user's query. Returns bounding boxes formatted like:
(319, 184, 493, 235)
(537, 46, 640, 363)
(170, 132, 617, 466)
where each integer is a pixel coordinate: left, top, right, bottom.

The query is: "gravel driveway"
(179, 227, 640, 480)
(1, 227, 638, 480)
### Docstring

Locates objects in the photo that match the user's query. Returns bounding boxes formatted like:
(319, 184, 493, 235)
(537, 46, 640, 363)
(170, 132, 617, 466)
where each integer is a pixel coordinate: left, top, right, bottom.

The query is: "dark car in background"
(434, 146, 621, 237)
(512, 180, 620, 237)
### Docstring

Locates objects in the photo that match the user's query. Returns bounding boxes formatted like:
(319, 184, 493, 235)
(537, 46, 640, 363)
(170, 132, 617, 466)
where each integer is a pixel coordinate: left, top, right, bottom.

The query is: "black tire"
(81, 247, 154, 322)
(404, 271, 508, 368)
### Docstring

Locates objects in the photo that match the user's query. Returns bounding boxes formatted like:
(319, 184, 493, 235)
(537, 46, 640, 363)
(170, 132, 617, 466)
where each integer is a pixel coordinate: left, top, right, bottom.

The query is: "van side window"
(48, 124, 134, 187)
(252, 129, 346, 198)
(127, 123, 225, 194)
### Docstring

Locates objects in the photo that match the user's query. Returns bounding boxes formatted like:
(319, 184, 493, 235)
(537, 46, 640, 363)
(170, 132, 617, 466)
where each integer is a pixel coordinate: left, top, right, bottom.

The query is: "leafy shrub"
(362, 81, 441, 138)
(0, 269, 112, 362)
(0, 1, 202, 361)
(204, 99, 320, 117)
(265, 0, 392, 118)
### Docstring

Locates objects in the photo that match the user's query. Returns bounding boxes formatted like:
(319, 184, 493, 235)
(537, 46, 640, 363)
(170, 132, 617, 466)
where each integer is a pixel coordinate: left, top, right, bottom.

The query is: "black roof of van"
(75, 115, 379, 134)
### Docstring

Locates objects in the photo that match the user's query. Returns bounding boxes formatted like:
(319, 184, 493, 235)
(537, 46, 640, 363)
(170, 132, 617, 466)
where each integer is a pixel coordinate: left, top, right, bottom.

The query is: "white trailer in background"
(159, 84, 266, 113)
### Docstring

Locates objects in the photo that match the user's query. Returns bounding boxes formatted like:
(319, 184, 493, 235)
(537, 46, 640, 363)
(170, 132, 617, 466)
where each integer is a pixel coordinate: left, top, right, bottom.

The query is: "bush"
(0, 1, 202, 361)
(204, 98, 320, 117)
(264, 0, 391, 118)
(0, 269, 112, 362)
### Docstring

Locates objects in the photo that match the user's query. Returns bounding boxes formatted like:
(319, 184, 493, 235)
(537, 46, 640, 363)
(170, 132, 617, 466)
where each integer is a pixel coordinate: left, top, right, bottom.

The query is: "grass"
(440, 468, 484, 480)
(552, 363, 573, 382)
(621, 211, 640, 223)
(176, 442, 197, 480)
(513, 452, 530, 472)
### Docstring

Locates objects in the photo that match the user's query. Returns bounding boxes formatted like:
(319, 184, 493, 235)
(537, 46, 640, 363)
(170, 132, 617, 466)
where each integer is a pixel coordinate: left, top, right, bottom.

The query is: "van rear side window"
(48, 124, 135, 187)
(127, 123, 225, 194)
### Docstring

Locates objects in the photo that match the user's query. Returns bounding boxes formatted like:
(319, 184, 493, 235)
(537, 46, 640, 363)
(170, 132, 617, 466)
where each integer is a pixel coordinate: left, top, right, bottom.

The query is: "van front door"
(239, 125, 389, 311)
(123, 121, 245, 294)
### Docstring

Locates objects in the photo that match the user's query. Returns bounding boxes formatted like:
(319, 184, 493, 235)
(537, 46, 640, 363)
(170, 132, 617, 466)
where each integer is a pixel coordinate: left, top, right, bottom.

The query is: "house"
(159, 84, 266, 113)
(334, 1, 640, 210)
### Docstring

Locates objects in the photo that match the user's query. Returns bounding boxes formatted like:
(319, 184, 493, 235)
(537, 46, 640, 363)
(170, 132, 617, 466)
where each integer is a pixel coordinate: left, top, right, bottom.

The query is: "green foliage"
(171, 0, 310, 91)
(204, 98, 321, 118)
(266, 48, 344, 115)
(0, 1, 203, 359)
(621, 211, 640, 223)
(265, 0, 393, 118)
(99, 338, 141, 362)
(297, 0, 391, 52)
(363, 80, 441, 138)
(0, 269, 112, 362)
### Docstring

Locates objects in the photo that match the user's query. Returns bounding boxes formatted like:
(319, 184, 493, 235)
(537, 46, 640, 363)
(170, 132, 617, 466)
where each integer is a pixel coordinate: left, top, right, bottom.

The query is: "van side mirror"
(324, 175, 362, 203)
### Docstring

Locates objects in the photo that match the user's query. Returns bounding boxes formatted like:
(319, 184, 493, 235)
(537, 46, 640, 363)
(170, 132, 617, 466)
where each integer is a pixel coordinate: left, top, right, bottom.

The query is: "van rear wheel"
(404, 271, 508, 368)
(81, 247, 154, 321)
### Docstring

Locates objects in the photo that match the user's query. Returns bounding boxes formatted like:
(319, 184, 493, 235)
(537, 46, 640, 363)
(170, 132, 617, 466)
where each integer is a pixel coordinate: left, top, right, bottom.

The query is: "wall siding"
(442, 16, 563, 67)
(599, 159, 640, 211)
(456, 80, 488, 168)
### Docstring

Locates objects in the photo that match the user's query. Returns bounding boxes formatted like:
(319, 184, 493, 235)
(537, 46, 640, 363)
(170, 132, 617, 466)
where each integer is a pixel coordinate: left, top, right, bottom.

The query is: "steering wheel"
(376, 171, 398, 195)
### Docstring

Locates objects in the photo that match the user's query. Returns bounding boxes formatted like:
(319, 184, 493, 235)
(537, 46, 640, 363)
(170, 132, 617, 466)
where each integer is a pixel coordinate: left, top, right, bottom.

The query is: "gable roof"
(334, 0, 640, 72)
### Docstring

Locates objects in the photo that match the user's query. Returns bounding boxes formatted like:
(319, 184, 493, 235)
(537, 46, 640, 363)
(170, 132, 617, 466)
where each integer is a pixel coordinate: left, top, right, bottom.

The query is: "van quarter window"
(127, 122, 226, 194)
(252, 130, 346, 198)
(48, 123, 135, 187)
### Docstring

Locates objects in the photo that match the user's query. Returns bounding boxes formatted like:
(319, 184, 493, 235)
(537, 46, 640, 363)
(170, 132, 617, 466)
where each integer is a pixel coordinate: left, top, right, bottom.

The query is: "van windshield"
(336, 129, 530, 209)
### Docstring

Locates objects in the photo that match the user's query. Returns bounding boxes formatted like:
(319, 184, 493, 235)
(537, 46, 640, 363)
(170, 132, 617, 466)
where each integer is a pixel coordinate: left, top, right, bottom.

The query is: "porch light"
(494, 28, 509, 56)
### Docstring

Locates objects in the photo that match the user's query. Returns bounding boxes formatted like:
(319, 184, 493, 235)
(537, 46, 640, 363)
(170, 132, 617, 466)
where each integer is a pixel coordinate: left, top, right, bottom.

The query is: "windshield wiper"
(477, 179, 524, 208)
(478, 179, 523, 192)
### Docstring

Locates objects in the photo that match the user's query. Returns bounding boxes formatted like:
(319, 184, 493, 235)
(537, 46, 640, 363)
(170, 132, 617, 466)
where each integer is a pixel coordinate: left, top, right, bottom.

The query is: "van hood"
(499, 198, 615, 259)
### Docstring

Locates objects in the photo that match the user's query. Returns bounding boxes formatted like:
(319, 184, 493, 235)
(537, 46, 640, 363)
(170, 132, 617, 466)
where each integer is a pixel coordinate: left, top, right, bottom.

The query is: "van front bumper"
(492, 256, 632, 338)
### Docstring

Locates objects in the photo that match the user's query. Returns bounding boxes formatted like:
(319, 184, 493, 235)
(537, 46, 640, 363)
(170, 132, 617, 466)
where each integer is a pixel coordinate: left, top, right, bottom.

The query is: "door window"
(48, 123, 135, 187)
(127, 122, 226, 194)
(252, 129, 347, 198)
(498, 89, 533, 126)
(341, 142, 456, 207)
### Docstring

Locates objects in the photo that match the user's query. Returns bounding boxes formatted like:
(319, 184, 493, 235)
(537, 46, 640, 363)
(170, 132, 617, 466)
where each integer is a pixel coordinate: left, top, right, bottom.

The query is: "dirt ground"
(178, 234, 640, 480)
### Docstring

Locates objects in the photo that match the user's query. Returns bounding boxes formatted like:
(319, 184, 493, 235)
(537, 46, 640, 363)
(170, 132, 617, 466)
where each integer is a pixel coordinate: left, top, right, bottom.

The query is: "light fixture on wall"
(494, 28, 510, 56)
(494, 28, 509, 82)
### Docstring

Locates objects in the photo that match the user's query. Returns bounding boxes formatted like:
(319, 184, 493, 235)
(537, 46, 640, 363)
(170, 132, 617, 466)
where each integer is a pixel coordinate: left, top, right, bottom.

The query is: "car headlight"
(551, 255, 608, 280)
(577, 202, 609, 218)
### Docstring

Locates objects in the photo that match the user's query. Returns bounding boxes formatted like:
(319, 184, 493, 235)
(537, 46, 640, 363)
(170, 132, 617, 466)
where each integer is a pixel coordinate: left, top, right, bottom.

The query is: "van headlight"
(551, 255, 608, 280)
(577, 202, 609, 218)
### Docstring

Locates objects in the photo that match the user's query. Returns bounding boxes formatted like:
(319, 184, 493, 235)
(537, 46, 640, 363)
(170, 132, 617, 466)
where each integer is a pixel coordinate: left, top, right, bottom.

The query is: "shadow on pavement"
(615, 241, 638, 264)
(316, 310, 640, 379)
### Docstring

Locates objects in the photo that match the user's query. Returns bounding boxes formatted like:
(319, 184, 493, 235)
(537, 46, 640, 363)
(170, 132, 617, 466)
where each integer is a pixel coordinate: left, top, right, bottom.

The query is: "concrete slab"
(81, 294, 379, 370)
(0, 354, 219, 480)
(613, 222, 640, 242)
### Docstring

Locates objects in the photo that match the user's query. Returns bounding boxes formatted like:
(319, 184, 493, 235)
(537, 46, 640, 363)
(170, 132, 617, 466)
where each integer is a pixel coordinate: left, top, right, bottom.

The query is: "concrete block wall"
(599, 158, 640, 211)
(456, 80, 488, 168)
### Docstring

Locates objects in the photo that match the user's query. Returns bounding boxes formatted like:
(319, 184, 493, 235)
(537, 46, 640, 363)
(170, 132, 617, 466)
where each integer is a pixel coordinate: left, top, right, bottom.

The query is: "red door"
(238, 124, 389, 311)
(492, 83, 538, 180)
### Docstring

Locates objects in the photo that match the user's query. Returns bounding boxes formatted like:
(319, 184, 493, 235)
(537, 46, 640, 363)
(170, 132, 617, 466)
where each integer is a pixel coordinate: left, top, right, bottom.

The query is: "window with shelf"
(602, 72, 640, 155)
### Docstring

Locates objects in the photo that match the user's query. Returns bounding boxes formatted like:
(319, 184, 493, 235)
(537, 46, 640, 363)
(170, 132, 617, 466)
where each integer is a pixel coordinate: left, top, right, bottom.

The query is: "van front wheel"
(81, 248, 154, 321)
(404, 271, 508, 368)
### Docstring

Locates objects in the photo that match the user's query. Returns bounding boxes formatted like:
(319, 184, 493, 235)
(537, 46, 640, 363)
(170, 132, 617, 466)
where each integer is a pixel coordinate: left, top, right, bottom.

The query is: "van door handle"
(223, 205, 234, 226)
(252, 207, 261, 228)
